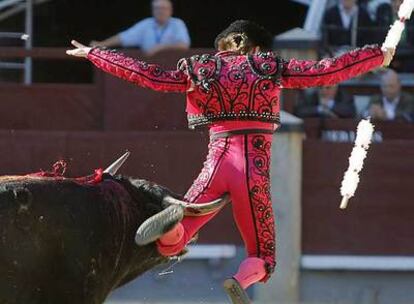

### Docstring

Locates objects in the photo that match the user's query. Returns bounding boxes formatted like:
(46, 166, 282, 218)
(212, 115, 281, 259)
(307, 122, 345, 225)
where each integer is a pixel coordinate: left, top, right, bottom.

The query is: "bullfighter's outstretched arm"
(281, 45, 385, 89)
(86, 47, 189, 93)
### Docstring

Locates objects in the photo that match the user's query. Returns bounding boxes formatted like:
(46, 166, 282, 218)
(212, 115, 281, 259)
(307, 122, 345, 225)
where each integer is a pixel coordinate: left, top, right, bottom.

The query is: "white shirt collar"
(338, 4, 358, 29)
(325, 99, 335, 109)
(382, 96, 400, 120)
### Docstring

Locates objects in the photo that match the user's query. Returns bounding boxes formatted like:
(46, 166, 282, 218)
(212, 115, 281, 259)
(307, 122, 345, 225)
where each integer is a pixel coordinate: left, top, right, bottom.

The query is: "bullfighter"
(67, 20, 394, 304)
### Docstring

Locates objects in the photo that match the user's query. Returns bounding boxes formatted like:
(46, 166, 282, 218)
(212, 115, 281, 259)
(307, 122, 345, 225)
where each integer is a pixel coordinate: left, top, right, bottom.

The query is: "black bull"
(0, 174, 197, 304)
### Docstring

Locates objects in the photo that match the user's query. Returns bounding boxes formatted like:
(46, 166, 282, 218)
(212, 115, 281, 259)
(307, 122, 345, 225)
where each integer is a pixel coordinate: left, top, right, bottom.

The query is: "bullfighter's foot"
(135, 205, 184, 246)
(223, 278, 251, 304)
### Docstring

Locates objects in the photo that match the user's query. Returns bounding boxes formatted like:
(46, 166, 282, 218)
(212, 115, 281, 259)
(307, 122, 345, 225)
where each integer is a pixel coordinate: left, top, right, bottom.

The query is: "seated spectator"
(295, 85, 356, 119)
(376, 0, 414, 44)
(366, 0, 390, 19)
(91, 0, 190, 56)
(322, 0, 375, 48)
(365, 69, 414, 121)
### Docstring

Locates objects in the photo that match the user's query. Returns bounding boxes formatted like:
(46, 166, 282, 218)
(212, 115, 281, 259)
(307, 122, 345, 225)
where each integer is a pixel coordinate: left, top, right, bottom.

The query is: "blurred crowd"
(294, 68, 414, 122)
(294, 0, 414, 122)
(322, 0, 413, 48)
(322, 0, 414, 72)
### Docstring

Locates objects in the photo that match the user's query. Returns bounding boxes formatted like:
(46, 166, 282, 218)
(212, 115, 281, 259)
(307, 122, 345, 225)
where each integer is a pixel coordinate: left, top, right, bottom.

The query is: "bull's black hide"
(0, 174, 171, 304)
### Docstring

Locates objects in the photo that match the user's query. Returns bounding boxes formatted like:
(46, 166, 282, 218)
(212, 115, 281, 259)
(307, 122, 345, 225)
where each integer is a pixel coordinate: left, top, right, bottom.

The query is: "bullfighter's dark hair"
(152, 0, 172, 4)
(214, 20, 274, 53)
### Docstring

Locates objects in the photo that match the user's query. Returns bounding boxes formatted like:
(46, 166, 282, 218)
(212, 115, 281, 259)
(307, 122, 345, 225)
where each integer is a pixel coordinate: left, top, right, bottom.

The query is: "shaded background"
(0, 0, 307, 47)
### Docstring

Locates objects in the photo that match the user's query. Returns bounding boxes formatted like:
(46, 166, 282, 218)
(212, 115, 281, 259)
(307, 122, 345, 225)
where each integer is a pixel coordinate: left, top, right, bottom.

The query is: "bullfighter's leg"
(222, 133, 275, 304)
(156, 137, 230, 256)
(157, 201, 222, 256)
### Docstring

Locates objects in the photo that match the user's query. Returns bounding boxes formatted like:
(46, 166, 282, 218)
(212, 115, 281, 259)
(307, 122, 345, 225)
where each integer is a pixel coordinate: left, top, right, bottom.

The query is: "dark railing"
(0, 47, 214, 83)
(0, 47, 94, 83)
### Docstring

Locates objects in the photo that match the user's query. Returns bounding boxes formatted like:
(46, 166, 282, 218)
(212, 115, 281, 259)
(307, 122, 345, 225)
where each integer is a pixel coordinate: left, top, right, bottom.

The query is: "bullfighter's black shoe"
(223, 278, 251, 304)
(135, 204, 184, 246)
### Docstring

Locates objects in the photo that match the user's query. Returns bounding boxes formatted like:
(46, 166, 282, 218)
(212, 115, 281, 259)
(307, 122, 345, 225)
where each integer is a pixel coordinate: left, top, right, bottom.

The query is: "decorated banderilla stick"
(339, 0, 414, 210)
(340, 119, 375, 210)
(382, 0, 414, 49)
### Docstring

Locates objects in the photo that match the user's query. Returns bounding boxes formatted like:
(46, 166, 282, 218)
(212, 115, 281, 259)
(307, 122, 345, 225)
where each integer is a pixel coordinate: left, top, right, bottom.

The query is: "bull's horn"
(104, 151, 131, 175)
(163, 194, 231, 217)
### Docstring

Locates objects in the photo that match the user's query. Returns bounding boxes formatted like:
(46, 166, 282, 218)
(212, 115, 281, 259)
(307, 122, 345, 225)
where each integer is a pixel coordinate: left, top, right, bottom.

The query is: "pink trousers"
(158, 132, 276, 285)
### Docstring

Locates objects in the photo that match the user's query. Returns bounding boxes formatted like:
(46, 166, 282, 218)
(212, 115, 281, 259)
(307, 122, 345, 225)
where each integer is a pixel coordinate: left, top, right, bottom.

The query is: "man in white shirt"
(367, 69, 414, 121)
(91, 0, 190, 56)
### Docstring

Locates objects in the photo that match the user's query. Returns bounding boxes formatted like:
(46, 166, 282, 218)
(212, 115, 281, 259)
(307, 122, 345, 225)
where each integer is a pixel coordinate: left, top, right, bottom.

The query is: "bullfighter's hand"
(66, 40, 92, 58)
(381, 47, 396, 67)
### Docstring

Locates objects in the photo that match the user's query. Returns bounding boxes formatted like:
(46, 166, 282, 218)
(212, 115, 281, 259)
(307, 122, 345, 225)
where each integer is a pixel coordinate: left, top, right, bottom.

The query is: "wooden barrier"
(302, 137, 414, 255)
(303, 119, 414, 140)
(0, 83, 101, 130)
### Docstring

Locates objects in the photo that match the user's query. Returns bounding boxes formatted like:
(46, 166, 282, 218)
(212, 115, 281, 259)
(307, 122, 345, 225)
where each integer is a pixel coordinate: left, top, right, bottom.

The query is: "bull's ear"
(104, 151, 131, 175)
(127, 179, 171, 210)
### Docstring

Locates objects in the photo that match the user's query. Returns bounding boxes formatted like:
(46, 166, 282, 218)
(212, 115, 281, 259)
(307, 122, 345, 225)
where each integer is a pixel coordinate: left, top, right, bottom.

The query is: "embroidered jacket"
(87, 46, 384, 129)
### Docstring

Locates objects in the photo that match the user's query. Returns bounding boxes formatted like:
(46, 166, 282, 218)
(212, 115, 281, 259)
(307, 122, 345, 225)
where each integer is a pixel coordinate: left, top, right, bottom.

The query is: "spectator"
(366, 0, 390, 19)
(366, 69, 414, 121)
(295, 85, 356, 119)
(322, 0, 375, 48)
(91, 0, 190, 56)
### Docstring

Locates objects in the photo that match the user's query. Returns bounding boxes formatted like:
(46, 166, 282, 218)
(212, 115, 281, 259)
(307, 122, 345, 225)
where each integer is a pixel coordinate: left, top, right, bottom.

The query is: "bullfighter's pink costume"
(86, 45, 384, 287)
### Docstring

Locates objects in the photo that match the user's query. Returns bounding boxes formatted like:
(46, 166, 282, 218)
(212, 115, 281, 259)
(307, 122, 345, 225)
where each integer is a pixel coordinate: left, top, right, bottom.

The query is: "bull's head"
(104, 152, 230, 217)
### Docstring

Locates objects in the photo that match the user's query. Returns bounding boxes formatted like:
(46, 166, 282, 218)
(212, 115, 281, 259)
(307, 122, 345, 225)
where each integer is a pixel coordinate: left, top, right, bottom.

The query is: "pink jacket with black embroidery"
(87, 46, 384, 129)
